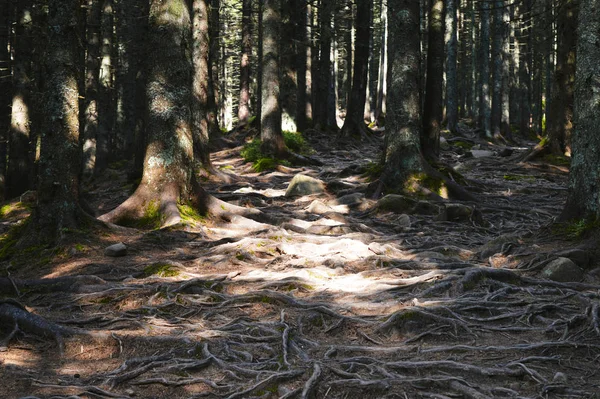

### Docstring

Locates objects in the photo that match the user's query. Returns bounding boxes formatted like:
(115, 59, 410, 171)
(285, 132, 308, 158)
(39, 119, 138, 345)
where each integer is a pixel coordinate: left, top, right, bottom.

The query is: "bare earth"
(1, 128, 599, 399)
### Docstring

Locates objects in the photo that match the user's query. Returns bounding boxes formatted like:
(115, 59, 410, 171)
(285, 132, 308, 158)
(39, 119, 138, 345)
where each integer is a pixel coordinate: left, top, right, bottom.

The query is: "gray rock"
(105, 242, 127, 257)
(471, 149, 494, 158)
(479, 234, 519, 258)
(285, 174, 326, 197)
(307, 200, 334, 214)
(540, 257, 583, 282)
(397, 214, 411, 228)
(376, 194, 440, 215)
(437, 203, 486, 226)
(329, 192, 365, 206)
(555, 248, 591, 269)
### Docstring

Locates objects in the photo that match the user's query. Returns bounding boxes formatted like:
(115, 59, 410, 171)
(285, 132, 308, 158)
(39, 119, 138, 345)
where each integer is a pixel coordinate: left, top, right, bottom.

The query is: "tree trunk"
(33, 0, 84, 243)
(314, 0, 334, 129)
(0, 0, 10, 200)
(99, 0, 197, 228)
(238, 0, 252, 125)
(546, 0, 578, 155)
(192, 0, 213, 169)
(295, 0, 308, 132)
(374, 0, 387, 123)
(8, 0, 34, 198)
(519, 0, 531, 136)
(207, 0, 220, 136)
(81, 0, 101, 180)
(490, 0, 503, 137)
(500, 0, 511, 139)
(339, 0, 371, 138)
(95, 0, 113, 175)
(422, 0, 445, 158)
(560, 0, 600, 221)
(260, 0, 285, 157)
(445, 0, 458, 133)
(479, 0, 492, 138)
(382, 0, 423, 190)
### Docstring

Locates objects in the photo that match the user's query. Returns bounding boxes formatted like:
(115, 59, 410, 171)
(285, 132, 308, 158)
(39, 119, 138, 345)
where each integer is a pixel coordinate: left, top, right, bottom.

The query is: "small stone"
(555, 248, 591, 269)
(285, 174, 326, 197)
(104, 242, 127, 257)
(397, 214, 411, 228)
(552, 372, 568, 384)
(471, 149, 495, 158)
(329, 192, 365, 206)
(125, 388, 136, 396)
(307, 200, 334, 214)
(541, 257, 583, 282)
(498, 147, 513, 157)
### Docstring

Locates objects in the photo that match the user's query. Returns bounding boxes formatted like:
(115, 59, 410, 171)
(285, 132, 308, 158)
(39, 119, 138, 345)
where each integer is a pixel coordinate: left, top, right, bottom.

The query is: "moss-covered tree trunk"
(560, 0, 600, 221)
(339, 0, 371, 139)
(382, 0, 423, 189)
(381, 0, 475, 202)
(33, 0, 83, 242)
(7, 0, 34, 198)
(260, 0, 285, 157)
(192, 0, 213, 169)
(422, 0, 445, 159)
(99, 0, 198, 228)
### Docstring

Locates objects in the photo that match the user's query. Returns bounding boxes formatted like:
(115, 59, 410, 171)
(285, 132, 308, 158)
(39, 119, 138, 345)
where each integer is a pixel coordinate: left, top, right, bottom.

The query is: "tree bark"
(546, 0, 578, 155)
(560, 0, 600, 221)
(81, 0, 101, 180)
(422, 0, 445, 158)
(33, 0, 84, 243)
(479, 0, 492, 138)
(445, 0, 458, 133)
(339, 0, 371, 138)
(295, 0, 308, 132)
(192, 0, 213, 169)
(491, 0, 503, 137)
(314, 0, 334, 129)
(374, 0, 387, 123)
(94, 0, 114, 175)
(7, 0, 34, 198)
(0, 0, 10, 200)
(207, 0, 220, 136)
(260, 0, 285, 157)
(238, 0, 252, 125)
(99, 0, 198, 228)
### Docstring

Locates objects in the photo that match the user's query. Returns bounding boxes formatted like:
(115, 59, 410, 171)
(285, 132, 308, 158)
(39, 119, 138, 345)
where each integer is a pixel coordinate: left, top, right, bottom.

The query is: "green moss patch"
(503, 174, 536, 182)
(554, 218, 600, 240)
(143, 262, 181, 278)
(241, 132, 313, 172)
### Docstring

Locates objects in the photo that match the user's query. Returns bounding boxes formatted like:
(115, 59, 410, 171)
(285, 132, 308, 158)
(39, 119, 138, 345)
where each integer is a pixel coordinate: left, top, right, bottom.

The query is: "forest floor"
(1, 125, 600, 399)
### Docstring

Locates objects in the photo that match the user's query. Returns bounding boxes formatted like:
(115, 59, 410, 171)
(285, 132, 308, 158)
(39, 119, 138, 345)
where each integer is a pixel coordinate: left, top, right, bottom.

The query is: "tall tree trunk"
(479, 0, 492, 138)
(339, 0, 371, 138)
(207, 0, 220, 135)
(8, 0, 34, 198)
(445, 0, 458, 133)
(560, 0, 600, 221)
(364, 0, 377, 122)
(305, 1, 313, 124)
(500, 0, 511, 139)
(314, 0, 333, 129)
(95, 0, 113, 175)
(519, 0, 531, 136)
(238, 0, 252, 125)
(260, 0, 285, 157)
(382, 0, 423, 190)
(0, 0, 10, 200)
(422, 0, 445, 159)
(100, 0, 198, 228)
(490, 0, 503, 137)
(81, 0, 101, 180)
(295, 0, 308, 132)
(374, 0, 387, 123)
(33, 0, 83, 243)
(546, 0, 578, 155)
(192, 0, 213, 169)
(256, 0, 263, 126)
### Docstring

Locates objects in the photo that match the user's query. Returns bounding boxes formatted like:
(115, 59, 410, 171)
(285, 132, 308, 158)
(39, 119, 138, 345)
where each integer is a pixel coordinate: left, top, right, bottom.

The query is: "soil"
(1, 127, 599, 399)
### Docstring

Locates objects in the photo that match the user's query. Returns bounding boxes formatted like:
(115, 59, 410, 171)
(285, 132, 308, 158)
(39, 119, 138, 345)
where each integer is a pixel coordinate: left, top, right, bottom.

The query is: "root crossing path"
(2, 131, 600, 399)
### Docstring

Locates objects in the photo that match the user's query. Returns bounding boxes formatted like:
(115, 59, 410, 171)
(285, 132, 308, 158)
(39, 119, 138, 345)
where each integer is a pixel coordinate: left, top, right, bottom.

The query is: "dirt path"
(1, 130, 599, 399)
